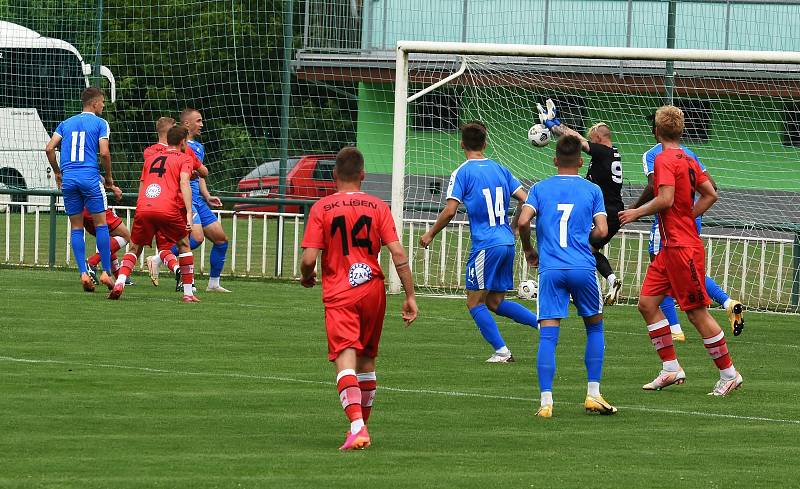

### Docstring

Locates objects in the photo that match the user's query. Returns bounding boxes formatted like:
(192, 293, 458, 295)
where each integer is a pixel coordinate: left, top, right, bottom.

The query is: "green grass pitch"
(1, 268, 798, 488)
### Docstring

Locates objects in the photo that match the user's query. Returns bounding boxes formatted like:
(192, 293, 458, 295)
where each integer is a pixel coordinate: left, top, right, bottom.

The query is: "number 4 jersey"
(302, 192, 399, 308)
(137, 148, 196, 215)
(524, 175, 606, 272)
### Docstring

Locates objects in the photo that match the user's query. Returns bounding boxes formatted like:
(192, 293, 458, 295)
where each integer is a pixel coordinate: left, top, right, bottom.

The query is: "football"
(518, 279, 538, 300)
(528, 123, 551, 147)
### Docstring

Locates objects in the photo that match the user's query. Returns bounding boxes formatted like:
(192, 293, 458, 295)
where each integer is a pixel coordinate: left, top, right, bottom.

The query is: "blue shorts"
(62, 171, 107, 216)
(191, 194, 218, 227)
(537, 268, 602, 320)
(465, 245, 515, 292)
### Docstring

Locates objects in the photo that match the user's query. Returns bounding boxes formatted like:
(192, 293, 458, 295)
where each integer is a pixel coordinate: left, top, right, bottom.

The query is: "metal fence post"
(48, 194, 57, 268)
(792, 232, 800, 309)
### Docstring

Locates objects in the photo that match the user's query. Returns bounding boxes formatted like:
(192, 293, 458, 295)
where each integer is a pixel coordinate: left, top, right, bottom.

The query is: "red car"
(236, 154, 337, 213)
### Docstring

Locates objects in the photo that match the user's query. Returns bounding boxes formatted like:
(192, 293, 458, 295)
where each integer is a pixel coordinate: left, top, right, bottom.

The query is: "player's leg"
(485, 245, 538, 329)
(355, 284, 386, 425)
(535, 269, 569, 418)
(84, 177, 115, 289)
(684, 308, 743, 396)
(203, 218, 230, 292)
(704, 275, 745, 336)
(638, 253, 685, 390)
(326, 304, 370, 450)
(591, 216, 622, 305)
(88, 212, 128, 273)
(465, 248, 512, 362)
(569, 269, 616, 414)
(62, 178, 98, 291)
(162, 207, 202, 289)
(108, 242, 142, 300)
(659, 295, 685, 341)
(175, 235, 199, 302)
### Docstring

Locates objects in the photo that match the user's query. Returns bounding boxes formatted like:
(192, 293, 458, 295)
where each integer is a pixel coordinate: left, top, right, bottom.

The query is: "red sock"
(160, 250, 179, 272)
(117, 252, 138, 282)
(648, 319, 676, 362)
(336, 369, 363, 423)
(357, 372, 377, 423)
(703, 331, 733, 370)
(88, 236, 125, 267)
(178, 253, 194, 292)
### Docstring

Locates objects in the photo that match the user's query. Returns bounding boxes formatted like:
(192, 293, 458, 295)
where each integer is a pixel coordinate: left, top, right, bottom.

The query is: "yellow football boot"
(584, 395, 618, 415)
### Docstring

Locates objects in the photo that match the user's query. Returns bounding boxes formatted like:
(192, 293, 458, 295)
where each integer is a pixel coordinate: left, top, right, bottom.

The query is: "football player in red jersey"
(108, 125, 206, 302)
(300, 147, 418, 450)
(619, 106, 743, 396)
(142, 117, 207, 287)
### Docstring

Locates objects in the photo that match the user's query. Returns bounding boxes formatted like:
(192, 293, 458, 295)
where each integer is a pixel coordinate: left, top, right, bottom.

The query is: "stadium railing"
(2, 188, 798, 312)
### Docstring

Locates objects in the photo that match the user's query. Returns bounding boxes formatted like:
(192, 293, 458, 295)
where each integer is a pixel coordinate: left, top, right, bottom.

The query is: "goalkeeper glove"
(536, 98, 561, 129)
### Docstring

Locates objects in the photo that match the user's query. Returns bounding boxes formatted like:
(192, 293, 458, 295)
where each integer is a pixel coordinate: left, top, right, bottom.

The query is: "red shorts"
(642, 245, 711, 311)
(324, 281, 387, 361)
(82, 208, 123, 235)
(131, 211, 188, 250)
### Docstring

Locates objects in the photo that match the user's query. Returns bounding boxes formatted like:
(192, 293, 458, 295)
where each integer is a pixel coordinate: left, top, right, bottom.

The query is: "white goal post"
(388, 41, 800, 313)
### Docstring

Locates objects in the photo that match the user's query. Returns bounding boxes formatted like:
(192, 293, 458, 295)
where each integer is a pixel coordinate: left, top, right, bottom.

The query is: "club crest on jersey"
(348, 263, 372, 287)
(145, 183, 161, 198)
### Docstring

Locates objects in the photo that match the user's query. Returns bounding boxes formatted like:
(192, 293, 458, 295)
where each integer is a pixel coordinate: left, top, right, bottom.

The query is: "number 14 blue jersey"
(447, 158, 522, 251)
(524, 175, 606, 272)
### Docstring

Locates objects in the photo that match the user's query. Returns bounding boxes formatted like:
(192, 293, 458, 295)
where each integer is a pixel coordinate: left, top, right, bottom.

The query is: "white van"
(0, 20, 116, 206)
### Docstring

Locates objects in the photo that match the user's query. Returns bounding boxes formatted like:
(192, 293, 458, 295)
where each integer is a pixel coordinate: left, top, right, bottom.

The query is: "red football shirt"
(143, 143, 202, 176)
(137, 149, 193, 215)
(653, 148, 709, 248)
(301, 191, 399, 308)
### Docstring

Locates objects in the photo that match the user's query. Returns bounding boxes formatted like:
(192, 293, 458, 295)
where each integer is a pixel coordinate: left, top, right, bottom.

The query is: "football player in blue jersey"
(632, 114, 744, 338)
(45, 87, 122, 292)
(517, 135, 617, 417)
(420, 121, 538, 363)
(160, 108, 231, 292)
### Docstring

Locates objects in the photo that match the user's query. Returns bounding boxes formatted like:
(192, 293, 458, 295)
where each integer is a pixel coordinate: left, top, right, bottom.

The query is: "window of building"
(412, 91, 460, 132)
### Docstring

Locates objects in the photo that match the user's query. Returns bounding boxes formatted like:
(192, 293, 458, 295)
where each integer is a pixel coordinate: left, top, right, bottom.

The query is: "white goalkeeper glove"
(537, 98, 561, 129)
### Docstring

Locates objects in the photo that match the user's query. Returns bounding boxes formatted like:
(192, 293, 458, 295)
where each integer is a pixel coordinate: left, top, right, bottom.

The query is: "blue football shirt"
(524, 175, 606, 272)
(54, 112, 110, 174)
(446, 158, 522, 251)
(186, 139, 205, 195)
(643, 143, 705, 232)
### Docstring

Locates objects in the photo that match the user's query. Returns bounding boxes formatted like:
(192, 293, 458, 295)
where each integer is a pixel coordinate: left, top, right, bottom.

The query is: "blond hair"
(655, 105, 684, 141)
(155, 117, 176, 134)
(587, 121, 611, 141)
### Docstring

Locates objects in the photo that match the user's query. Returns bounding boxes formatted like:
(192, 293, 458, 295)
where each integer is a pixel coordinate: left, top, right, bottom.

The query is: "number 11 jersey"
(302, 191, 399, 307)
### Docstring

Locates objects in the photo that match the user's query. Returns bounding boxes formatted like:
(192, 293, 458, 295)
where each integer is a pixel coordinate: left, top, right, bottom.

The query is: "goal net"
(391, 42, 800, 313)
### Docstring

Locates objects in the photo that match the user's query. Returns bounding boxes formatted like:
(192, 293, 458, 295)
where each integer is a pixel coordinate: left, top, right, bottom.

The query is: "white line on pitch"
(1, 355, 798, 426)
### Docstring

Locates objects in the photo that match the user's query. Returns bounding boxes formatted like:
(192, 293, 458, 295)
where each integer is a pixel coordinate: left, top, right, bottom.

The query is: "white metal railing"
(1, 200, 797, 309)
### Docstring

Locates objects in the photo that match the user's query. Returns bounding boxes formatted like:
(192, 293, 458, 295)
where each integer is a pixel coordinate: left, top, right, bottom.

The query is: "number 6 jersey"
(301, 191, 399, 307)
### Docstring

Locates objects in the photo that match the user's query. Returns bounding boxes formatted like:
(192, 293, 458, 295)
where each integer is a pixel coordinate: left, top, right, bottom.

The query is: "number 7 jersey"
(302, 191, 399, 307)
(524, 175, 606, 272)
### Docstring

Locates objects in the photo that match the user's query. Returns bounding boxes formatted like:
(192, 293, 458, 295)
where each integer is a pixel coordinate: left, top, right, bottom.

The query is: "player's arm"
(693, 179, 717, 218)
(632, 173, 655, 209)
(419, 198, 459, 248)
(591, 213, 608, 241)
(98, 138, 114, 188)
(180, 170, 193, 230)
(300, 248, 320, 288)
(619, 185, 674, 225)
(199, 177, 222, 207)
(194, 164, 209, 179)
(386, 241, 418, 326)
(537, 99, 590, 152)
(550, 124, 590, 152)
(44, 133, 63, 188)
(509, 187, 528, 234)
(516, 204, 538, 267)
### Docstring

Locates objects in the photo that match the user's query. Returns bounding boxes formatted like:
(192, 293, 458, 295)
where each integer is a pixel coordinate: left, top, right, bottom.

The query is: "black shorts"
(590, 212, 621, 250)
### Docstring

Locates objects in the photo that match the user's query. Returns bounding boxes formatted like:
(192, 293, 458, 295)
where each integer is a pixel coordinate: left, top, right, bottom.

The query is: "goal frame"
(388, 40, 800, 293)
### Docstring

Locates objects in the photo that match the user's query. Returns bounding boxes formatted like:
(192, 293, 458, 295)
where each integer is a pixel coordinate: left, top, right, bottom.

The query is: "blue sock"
(537, 326, 560, 392)
(660, 296, 680, 326)
(210, 241, 228, 278)
(171, 236, 202, 255)
(94, 224, 112, 272)
(705, 275, 730, 307)
(584, 321, 604, 383)
(469, 305, 506, 350)
(71, 229, 87, 274)
(494, 300, 539, 328)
